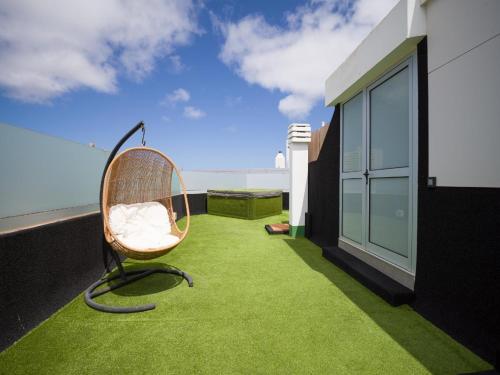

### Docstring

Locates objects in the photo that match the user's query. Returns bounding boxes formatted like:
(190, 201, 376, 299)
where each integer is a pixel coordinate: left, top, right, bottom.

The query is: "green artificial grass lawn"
(0, 213, 493, 374)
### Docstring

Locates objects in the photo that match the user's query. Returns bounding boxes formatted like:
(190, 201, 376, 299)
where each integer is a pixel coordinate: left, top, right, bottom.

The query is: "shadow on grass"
(105, 262, 183, 297)
(283, 238, 492, 375)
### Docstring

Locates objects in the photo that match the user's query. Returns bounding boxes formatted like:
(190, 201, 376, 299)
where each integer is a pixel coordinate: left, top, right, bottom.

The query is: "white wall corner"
(288, 124, 311, 234)
(407, 0, 427, 38)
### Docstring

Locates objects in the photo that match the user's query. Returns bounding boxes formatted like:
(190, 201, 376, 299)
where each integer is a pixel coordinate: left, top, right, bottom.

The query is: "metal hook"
(141, 124, 146, 146)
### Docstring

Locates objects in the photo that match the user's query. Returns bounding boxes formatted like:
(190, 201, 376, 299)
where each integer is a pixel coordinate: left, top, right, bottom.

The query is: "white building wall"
(427, 0, 500, 187)
(181, 169, 289, 193)
(289, 143, 309, 228)
(288, 123, 311, 234)
(246, 170, 289, 190)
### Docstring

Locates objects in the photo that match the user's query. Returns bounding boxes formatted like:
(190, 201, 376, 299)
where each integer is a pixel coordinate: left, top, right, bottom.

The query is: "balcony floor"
(0, 213, 492, 374)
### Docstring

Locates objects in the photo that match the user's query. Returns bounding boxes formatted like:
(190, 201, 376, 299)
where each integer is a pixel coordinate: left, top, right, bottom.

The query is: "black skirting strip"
(322, 246, 414, 307)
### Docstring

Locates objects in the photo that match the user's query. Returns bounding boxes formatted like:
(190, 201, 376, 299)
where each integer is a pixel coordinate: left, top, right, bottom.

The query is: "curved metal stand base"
(84, 268, 193, 313)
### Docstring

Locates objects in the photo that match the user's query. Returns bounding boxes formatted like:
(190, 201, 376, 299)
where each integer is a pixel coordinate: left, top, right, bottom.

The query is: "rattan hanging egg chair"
(102, 147, 190, 260)
(85, 122, 193, 313)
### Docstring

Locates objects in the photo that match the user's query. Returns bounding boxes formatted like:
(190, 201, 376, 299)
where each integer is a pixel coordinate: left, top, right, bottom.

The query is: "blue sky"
(0, 0, 397, 169)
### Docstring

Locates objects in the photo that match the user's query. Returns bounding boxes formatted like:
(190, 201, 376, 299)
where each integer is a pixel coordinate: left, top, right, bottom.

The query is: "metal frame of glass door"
(339, 53, 418, 274)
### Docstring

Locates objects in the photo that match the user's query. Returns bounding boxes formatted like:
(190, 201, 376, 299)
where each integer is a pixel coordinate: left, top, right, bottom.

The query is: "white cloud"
(168, 54, 186, 73)
(161, 88, 190, 105)
(278, 94, 317, 120)
(216, 0, 398, 119)
(184, 106, 206, 119)
(0, 0, 200, 103)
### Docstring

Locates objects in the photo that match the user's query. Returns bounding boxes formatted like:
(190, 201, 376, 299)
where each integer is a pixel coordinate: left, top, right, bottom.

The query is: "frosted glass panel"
(342, 179, 362, 243)
(369, 178, 409, 257)
(370, 67, 409, 170)
(171, 170, 181, 195)
(0, 123, 109, 218)
(342, 93, 363, 172)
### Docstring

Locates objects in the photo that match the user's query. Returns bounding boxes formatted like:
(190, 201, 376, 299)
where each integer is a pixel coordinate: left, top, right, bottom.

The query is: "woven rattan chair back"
(102, 147, 190, 260)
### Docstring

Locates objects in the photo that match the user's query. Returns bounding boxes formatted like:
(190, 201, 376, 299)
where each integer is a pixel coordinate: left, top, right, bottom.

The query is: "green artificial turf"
(0, 213, 492, 374)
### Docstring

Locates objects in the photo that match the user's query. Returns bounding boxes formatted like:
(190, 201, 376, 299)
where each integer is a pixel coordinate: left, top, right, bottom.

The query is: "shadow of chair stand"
(84, 122, 193, 313)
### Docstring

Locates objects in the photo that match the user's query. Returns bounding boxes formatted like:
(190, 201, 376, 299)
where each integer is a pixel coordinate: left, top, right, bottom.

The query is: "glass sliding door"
(340, 92, 364, 245)
(366, 65, 412, 268)
(342, 179, 363, 243)
(339, 56, 416, 272)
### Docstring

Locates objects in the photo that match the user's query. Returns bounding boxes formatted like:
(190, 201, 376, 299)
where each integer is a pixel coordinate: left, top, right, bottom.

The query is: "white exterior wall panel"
(427, 0, 500, 72)
(427, 0, 500, 187)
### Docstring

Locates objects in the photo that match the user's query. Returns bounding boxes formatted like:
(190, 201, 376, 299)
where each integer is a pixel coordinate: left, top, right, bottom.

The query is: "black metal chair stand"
(84, 246, 193, 313)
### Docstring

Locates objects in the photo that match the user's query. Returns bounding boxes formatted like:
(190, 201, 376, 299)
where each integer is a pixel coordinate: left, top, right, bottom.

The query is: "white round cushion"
(109, 202, 179, 250)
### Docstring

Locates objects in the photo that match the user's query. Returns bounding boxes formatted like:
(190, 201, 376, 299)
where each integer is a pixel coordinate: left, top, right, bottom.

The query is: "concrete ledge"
(0, 204, 99, 235)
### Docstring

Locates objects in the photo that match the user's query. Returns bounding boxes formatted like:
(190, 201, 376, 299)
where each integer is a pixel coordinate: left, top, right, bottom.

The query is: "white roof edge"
(325, 0, 426, 107)
(0, 122, 110, 153)
(183, 168, 290, 174)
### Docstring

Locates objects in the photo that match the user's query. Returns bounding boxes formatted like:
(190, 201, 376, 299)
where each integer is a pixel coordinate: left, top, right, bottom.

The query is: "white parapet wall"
(287, 124, 311, 237)
(181, 169, 289, 194)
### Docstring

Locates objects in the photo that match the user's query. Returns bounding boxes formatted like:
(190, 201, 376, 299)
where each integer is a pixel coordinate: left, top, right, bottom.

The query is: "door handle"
(363, 169, 369, 184)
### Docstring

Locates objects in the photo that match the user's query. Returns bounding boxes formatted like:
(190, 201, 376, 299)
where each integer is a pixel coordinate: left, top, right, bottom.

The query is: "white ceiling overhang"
(325, 0, 427, 107)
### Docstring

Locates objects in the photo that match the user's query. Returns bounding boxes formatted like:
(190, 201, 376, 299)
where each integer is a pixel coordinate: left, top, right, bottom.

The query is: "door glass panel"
(342, 179, 362, 243)
(342, 93, 363, 172)
(370, 67, 409, 170)
(369, 178, 409, 257)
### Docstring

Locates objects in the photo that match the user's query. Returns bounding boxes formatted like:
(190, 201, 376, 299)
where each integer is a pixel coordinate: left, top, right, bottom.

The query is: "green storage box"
(207, 189, 282, 220)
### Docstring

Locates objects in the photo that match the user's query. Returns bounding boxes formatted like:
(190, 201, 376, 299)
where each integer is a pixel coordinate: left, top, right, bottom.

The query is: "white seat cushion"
(109, 202, 179, 250)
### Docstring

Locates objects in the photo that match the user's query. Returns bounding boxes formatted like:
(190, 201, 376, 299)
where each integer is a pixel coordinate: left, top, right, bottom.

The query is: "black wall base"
(172, 193, 207, 220)
(282, 192, 289, 211)
(414, 186, 500, 368)
(0, 213, 105, 352)
(323, 246, 414, 306)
